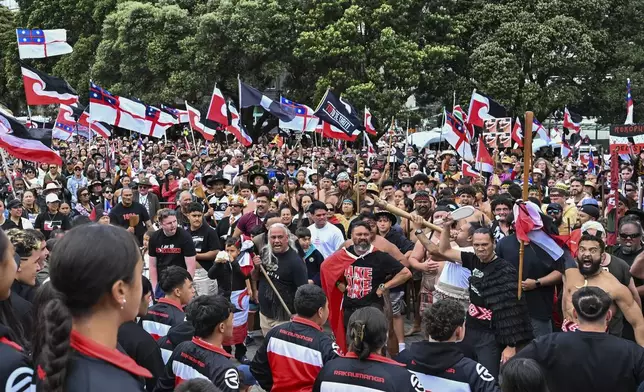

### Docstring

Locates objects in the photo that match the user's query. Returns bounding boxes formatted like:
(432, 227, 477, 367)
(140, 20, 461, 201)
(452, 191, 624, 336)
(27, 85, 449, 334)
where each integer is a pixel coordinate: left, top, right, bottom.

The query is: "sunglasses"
(619, 233, 641, 239)
(80, 193, 89, 196)
(104, 191, 114, 194)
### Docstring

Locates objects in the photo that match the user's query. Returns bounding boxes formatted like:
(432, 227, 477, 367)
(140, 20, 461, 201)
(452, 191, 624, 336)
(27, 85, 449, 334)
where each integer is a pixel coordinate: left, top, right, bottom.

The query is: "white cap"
(45, 193, 60, 203)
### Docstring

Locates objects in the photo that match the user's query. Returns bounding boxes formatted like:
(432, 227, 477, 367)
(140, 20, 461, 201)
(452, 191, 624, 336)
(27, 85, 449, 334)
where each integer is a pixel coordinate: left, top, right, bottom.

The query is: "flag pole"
(237, 76, 242, 143)
(189, 124, 198, 155)
(0, 150, 16, 198)
(518, 111, 534, 300)
(387, 117, 394, 178)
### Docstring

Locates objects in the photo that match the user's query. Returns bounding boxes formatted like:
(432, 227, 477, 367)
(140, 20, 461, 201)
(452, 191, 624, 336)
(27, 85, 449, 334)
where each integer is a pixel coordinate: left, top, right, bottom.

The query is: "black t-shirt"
(189, 224, 221, 272)
(496, 234, 562, 320)
(148, 228, 196, 277)
(516, 331, 644, 392)
(109, 202, 150, 245)
(34, 211, 71, 239)
(342, 247, 404, 310)
(258, 247, 308, 320)
(612, 245, 644, 268)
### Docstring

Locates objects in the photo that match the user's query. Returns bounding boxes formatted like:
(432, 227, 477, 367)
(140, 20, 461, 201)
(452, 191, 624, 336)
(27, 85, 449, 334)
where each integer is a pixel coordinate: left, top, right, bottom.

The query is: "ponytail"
(349, 321, 370, 360)
(346, 307, 388, 361)
(40, 298, 72, 392)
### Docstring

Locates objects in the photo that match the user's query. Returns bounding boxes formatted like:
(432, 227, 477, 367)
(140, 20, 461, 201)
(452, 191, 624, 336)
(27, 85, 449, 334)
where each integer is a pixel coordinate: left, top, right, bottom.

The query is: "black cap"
(546, 203, 563, 214)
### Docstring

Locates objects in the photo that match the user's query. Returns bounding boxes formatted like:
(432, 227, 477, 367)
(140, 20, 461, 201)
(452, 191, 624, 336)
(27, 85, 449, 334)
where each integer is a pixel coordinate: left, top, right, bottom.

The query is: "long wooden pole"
(373, 196, 442, 232)
(518, 112, 534, 299)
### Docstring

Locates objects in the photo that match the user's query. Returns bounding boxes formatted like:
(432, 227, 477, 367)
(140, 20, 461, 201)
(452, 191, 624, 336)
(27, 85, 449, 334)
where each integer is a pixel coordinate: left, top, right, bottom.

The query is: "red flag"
(316, 121, 358, 141)
(226, 103, 252, 147)
(462, 161, 480, 177)
(563, 107, 581, 133)
(185, 102, 215, 140)
(512, 117, 523, 147)
(364, 108, 377, 136)
(475, 137, 494, 174)
(206, 85, 228, 126)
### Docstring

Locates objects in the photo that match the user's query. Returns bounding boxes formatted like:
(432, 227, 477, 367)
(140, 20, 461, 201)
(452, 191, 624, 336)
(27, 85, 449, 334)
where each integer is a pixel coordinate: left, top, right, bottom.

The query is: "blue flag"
(238, 80, 294, 122)
(314, 89, 364, 136)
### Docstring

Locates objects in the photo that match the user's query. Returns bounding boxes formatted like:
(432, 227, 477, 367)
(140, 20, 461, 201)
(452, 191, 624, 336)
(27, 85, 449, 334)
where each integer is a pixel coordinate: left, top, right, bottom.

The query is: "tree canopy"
(1, 0, 643, 130)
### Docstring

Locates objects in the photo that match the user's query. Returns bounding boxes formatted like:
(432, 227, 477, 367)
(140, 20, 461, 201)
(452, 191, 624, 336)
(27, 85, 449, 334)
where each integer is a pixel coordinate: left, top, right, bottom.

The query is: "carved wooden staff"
(372, 196, 443, 232)
(518, 111, 534, 299)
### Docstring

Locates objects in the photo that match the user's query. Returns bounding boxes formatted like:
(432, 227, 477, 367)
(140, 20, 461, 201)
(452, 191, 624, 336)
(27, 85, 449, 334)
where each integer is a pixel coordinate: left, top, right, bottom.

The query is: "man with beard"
(515, 286, 644, 392)
(320, 221, 412, 352)
(401, 191, 432, 239)
(562, 234, 644, 345)
(333, 172, 355, 210)
(233, 192, 270, 237)
(545, 188, 577, 235)
(489, 197, 513, 241)
(545, 202, 566, 233)
(133, 177, 160, 224)
(568, 177, 588, 206)
(252, 223, 308, 335)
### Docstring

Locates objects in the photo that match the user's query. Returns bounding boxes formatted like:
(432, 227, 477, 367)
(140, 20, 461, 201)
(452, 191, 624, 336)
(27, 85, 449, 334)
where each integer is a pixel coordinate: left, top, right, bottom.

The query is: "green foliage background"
(1, 0, 643, 138)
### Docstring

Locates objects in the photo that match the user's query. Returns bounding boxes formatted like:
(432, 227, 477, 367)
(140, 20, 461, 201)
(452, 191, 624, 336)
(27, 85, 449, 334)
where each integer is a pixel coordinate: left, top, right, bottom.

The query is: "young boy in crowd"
(208, 236, 254, 364)
(295, 227, 324, 286)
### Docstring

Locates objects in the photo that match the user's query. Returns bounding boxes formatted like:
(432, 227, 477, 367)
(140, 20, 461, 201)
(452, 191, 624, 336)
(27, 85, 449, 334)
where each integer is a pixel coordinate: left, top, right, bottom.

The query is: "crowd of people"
(1, 132, 644, 392)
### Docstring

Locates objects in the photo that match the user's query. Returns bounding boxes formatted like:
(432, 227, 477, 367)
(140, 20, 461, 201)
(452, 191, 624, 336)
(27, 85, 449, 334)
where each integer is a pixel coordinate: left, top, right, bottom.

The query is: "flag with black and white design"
(238, 80, 295, 122)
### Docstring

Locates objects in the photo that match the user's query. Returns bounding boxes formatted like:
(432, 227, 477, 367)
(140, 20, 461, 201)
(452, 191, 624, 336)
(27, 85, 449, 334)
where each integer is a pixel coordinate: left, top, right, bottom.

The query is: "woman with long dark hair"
(295, 194, 314, 228)
(0, 229, 34, 389)
(73, 187, 94, 218)
(313, 307, 423, 392)
(36, 224, 151, 391)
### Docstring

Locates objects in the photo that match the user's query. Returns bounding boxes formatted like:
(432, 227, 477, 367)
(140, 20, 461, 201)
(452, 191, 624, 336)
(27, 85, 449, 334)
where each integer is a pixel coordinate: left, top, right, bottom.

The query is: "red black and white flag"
(512, 117, 523, 147)
(20, 62, 78, 106)
(0, 108, 61, 165)
(364, 108, 377, 136)
(185, 102, 216, 141)
(563, 107, 581, 133)
(466, 90, 507, 127)
(462, 161, 480, 177)
(226, 102, 252, 147)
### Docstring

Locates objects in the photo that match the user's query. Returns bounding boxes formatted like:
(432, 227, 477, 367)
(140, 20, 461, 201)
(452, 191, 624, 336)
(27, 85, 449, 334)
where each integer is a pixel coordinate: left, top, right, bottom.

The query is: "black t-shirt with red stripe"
(313, 353, 424, 392)
(148, 228, 196, 277)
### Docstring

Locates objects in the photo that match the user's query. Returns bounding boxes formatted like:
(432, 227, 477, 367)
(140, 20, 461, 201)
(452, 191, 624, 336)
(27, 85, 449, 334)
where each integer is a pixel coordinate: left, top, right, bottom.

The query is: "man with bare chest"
(563, 234, 644, 346)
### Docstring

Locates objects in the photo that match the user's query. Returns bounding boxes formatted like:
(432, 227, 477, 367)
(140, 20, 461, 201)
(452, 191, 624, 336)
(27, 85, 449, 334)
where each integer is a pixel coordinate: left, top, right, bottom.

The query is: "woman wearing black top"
(35, 224, 151, 391)
(0, 229, 33, 391)
(436, 217, 533, 378)
(118, 276, 165, 392)
(313, 307, 423, 392)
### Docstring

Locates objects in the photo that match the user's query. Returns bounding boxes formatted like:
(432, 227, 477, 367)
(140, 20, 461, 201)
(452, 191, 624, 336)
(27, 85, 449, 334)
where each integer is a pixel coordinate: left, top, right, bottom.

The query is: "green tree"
(293, 0, 428, 132)
(0, 6, 24, 114)
(92, 2, 193, 104)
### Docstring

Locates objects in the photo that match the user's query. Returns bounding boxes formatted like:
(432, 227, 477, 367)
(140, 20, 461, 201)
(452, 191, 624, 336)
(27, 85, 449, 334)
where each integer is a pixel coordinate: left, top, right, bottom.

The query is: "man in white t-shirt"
(308, 201, 344, 258)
